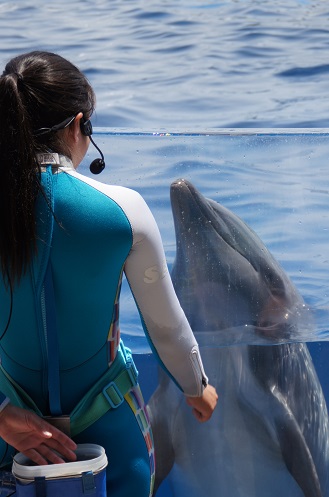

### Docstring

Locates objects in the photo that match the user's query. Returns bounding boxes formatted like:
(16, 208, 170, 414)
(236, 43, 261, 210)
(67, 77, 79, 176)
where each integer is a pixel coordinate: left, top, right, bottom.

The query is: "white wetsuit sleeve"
(123, 190, 208, 397)
(66, 172, 208, 397)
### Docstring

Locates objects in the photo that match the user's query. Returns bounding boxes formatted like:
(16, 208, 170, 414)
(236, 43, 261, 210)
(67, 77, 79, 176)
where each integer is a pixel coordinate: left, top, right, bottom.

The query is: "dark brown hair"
(0, 51, 95, 285)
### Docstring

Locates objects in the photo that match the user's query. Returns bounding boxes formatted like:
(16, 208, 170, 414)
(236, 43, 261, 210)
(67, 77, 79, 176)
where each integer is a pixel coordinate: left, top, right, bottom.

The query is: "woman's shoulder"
(68, 169, 149, 214)
(70, 169, 141, 197)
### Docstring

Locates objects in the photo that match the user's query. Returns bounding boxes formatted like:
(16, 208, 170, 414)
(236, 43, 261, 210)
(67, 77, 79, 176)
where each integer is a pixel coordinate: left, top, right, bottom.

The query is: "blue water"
(0, 0, 329, 128)
(1, 2, 329, 496)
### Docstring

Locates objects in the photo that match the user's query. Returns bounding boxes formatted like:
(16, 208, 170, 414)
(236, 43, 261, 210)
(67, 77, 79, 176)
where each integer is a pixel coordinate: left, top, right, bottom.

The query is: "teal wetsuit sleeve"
(121, 191, 208, 397)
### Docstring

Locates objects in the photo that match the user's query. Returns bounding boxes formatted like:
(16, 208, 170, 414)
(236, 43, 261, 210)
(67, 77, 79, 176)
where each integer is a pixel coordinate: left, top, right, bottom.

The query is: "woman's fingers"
(22, 448, 49, 466)
(0, 405, 77, 464)
(41, 434, 77, 462)
(34, 444, 68, 465)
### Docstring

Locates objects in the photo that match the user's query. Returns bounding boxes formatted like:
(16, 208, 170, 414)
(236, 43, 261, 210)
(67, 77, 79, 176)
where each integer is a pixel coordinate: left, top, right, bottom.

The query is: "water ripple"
(278, 63, 329, 78)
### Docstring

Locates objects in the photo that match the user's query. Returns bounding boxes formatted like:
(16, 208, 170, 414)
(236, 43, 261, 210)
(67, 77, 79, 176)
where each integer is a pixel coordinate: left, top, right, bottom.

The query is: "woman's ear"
(70, 112, 84, 142)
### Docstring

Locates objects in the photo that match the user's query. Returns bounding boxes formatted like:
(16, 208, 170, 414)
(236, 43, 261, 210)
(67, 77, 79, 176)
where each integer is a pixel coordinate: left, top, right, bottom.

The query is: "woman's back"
(0, 165, 135, 412)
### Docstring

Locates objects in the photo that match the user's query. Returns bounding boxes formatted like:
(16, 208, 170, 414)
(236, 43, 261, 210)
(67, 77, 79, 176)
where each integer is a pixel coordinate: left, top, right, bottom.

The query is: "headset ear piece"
(80, 118, 93, 137)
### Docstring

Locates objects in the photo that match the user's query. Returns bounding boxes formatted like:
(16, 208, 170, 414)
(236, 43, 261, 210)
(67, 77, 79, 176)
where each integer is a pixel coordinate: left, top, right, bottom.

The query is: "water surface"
(0, 0, 328, 128)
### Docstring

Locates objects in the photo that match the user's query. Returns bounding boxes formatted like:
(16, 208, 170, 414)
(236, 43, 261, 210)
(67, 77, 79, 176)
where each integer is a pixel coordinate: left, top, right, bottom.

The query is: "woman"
(0, 51, 217, 497)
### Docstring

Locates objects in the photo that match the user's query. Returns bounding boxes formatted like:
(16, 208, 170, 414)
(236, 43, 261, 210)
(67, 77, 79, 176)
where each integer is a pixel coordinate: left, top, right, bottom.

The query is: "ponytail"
(0, 73, 40, 285)
(0, 51, 95, 285)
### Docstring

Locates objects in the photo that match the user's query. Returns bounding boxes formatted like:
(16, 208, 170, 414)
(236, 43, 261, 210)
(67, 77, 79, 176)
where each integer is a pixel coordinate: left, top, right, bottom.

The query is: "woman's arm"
(123, 191, 217, 407)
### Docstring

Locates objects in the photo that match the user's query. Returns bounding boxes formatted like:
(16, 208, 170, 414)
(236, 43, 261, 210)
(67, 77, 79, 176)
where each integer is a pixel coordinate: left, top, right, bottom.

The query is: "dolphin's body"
(148, 179, 329, 497)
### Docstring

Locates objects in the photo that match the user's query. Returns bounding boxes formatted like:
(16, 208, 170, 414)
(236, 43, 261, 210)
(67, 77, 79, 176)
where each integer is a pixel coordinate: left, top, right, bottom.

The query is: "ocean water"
(0, 0, 329, 128)
(0, 2, 329, 496)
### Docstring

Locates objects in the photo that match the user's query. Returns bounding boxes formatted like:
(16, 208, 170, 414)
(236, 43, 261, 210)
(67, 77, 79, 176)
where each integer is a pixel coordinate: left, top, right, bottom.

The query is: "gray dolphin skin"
(148, 179, 329, 497)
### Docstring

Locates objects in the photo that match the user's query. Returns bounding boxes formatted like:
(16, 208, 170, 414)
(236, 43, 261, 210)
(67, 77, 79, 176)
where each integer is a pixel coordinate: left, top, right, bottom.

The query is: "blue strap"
(44, 259, 62, 416)
(82, 471, 96, 494)
(35, 477, 47, 497)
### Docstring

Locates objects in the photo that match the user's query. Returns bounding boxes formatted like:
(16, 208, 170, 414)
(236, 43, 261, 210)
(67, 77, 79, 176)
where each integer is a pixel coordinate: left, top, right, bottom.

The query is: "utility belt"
(0, 341, 138, 438)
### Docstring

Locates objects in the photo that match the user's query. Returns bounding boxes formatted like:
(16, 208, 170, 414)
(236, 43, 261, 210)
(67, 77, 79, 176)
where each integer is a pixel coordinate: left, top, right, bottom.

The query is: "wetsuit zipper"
(40, 285, 49, 401)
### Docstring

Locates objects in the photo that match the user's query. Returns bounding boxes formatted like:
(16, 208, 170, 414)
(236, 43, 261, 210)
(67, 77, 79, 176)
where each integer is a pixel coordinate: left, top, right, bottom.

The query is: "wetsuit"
(0, 155, 208, 497)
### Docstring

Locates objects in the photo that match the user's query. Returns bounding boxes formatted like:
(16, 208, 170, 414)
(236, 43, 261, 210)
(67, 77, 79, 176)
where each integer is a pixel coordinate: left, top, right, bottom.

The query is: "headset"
(80, 118, 105, 175)
(34, 115, 106, 175)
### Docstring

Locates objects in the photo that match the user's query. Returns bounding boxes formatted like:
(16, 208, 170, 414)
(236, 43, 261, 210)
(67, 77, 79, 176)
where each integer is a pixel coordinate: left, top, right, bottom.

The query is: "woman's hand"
(185, 384, 218, 422)
(0, 404, 77, 465)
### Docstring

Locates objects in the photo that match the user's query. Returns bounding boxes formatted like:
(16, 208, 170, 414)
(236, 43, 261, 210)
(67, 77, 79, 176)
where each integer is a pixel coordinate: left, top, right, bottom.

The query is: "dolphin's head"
(170, 178, 310, 342)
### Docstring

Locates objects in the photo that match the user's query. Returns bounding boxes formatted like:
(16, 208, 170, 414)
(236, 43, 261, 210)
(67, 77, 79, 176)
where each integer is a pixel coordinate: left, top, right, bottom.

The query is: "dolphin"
(148, 178, 329, 497)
